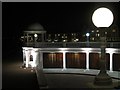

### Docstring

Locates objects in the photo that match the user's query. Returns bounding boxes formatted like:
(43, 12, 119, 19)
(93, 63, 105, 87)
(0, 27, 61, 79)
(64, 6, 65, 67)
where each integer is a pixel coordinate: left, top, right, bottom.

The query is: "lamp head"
(86, 33, 90, 37)
(34, 34, 38, 37)
(92, 7, 114, 28)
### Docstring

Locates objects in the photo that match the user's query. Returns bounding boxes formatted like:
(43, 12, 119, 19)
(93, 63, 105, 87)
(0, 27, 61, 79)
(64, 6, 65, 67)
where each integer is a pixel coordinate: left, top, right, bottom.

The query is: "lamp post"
(34, 33, 38, 42)
(86, 33, 90, 47)
(92, 7, 114, 86)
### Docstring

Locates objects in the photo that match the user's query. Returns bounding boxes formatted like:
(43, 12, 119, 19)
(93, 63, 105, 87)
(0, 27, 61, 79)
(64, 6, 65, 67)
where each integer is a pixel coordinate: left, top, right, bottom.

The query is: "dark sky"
(2, 2, 120, 59)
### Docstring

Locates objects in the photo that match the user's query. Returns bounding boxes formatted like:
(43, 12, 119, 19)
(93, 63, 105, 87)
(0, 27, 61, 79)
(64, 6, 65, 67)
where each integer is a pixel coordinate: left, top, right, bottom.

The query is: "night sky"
(2, 2, 120, 60)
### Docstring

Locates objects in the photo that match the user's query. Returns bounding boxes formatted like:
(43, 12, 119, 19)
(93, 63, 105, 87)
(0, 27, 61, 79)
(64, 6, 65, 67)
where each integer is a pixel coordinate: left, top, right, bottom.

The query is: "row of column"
(62, 51, 113, 72)
(23, 49, 114, 72)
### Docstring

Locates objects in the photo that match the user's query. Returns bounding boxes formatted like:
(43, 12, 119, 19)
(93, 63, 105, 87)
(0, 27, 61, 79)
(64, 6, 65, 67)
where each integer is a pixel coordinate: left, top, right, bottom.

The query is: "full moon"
(92, 7, 114, 28)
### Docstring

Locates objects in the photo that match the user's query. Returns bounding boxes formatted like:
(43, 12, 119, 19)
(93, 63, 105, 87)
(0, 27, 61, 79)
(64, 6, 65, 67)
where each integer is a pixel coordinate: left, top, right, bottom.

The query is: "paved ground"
(2, 58, 120, 90)
(44, 73, 94, 88)
(43, 68, 120, 79)
(2, 59, 39, 90)
(42, 73, 120, 89)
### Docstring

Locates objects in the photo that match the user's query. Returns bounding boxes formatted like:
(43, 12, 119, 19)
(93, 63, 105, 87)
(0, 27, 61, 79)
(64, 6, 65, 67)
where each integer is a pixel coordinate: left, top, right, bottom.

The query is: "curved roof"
(24, 23, 46, 33)
(28, 23, 44, 31)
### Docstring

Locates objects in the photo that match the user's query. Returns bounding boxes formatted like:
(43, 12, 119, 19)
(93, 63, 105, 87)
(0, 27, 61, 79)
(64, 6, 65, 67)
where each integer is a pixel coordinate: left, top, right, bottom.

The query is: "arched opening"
(30, 55, 33, 61)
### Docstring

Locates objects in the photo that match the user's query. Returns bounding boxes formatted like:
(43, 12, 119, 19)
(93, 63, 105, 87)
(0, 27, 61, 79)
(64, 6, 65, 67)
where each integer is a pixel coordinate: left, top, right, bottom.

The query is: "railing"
(23, 42, 120, 48)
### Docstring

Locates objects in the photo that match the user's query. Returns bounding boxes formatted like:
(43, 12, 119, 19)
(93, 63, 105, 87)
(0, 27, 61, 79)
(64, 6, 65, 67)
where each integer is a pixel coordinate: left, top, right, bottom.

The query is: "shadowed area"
(2, 58, 39, 90)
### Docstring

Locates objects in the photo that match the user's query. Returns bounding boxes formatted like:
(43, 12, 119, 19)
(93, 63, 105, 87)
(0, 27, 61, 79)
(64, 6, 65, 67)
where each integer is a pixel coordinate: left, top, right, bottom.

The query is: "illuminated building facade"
(21, 23, 120, 72)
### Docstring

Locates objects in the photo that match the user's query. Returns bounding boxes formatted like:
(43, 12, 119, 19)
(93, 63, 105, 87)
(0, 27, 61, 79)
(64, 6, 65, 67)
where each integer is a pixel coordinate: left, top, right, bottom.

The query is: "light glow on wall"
(106, 48, 118, 53)
(58, 48, 68, 51)
(81, 48, 92, 52)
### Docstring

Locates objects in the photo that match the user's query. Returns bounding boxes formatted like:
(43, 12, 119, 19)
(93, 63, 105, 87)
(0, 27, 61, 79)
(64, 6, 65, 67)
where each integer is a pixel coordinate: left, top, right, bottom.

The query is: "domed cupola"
(23, 23, 47, 43)
(24, 23, 46, 33)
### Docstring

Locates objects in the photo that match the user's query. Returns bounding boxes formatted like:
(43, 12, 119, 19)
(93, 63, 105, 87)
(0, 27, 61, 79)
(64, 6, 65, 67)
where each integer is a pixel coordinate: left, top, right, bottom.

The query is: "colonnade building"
(21, 23, 120, 72)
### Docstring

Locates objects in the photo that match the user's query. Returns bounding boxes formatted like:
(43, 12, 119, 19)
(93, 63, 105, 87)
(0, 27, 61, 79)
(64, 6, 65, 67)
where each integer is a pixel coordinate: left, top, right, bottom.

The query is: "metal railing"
(23, 42, 120, 48)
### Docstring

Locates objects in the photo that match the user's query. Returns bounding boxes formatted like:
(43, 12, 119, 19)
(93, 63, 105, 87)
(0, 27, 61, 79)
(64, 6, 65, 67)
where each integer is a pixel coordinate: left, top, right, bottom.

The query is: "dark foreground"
(2, 58, 120, 90)
(2, 59, 39, 90)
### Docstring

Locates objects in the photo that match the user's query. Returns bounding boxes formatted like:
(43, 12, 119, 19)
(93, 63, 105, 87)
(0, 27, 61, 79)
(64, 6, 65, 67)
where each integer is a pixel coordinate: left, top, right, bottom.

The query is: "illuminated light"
(86, 33, 90, 37)
(81, 48, 92, 51)
(98, 34, 100, 37)
(106, 48, 117, 53)
(92, 37, 95, 41)
(105, 32, 107, 34)
(54, 39, 58, 42)
(58, 34, 60, 36)
(96, 30, 99, 32)
(52, 41, 54, 43)
(23, 47, 33, 50)
(34, 34, 38, 37)
(92, 7, 114, 27)
(31, 62, 36, 67)
(112, 29, 116, 32)
(58, 48, 68, 51)
(48, 53, 54, 63)
(76, 39, 79, 41)
(63, 40, 66, 42)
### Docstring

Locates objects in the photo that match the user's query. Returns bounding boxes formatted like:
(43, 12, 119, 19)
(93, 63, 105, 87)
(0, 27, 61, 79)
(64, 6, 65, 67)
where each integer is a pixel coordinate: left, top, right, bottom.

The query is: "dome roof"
(28, 23, 44, 31)
(24, 23, 46, 34)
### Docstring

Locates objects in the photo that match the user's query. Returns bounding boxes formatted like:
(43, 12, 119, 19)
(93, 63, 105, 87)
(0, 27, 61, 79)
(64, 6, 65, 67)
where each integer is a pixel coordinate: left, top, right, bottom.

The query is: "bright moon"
(92, 7, 114, 28)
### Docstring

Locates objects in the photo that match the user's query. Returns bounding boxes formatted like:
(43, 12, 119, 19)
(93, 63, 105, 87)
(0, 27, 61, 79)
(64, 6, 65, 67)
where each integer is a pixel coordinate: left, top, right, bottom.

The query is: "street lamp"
(34, 34, 38, 42)
(92, 7, 114, 86)
(86, 33, 90, 47)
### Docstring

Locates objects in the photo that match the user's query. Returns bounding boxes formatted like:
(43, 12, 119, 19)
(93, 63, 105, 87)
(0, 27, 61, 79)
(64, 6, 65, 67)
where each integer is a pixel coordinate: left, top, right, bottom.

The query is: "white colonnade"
(23, 48, 118, 72)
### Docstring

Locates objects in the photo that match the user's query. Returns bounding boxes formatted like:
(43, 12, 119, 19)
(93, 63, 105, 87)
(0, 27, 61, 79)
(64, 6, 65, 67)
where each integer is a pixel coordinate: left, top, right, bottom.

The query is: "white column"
(110, 53, 113, 72)
(63, 51, 66, 70)
(35, 51, 40, 67)
(86, 51, 89, 70)
(32, 50, 37, 67)
(25, 50, 30, 67)
(32, 50, 40, 67)
(23, 49, 25, 65)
